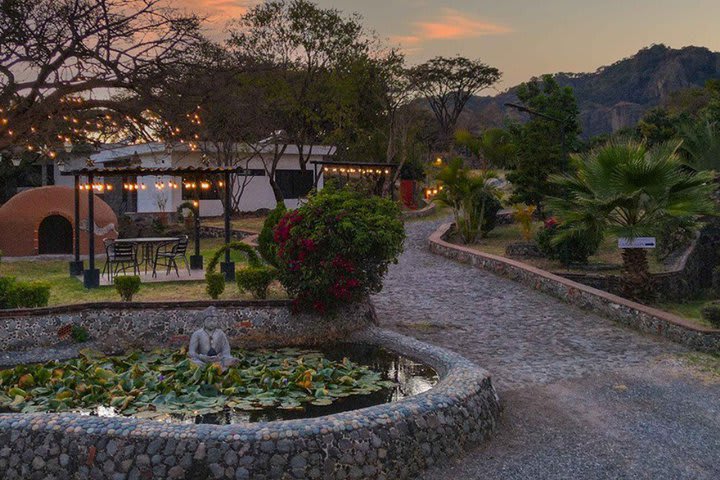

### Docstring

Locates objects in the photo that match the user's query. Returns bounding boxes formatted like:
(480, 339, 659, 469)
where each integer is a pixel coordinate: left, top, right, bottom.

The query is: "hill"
(466, 44, 720, 138)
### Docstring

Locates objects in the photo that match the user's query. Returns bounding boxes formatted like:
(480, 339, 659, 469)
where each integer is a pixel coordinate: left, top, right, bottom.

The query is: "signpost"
(618, 237, 656, 249)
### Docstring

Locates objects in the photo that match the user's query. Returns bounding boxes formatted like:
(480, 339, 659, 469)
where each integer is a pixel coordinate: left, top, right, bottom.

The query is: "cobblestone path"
(372, 217, 720, 480)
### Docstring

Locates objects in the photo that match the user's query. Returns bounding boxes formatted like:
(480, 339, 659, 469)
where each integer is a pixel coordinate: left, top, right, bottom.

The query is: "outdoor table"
(114, 237, 179, 274)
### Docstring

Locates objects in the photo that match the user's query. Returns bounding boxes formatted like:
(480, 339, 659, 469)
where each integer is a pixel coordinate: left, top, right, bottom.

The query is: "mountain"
(465, 44, 720, 138)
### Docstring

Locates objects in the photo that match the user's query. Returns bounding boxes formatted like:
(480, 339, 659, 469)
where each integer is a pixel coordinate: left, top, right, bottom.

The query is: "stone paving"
(372, 217, 720, 480)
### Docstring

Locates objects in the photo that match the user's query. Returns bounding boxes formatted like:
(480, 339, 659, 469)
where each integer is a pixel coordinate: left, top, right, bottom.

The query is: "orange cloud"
(174, 0, 257, 23)
(416, 10, 511, 40)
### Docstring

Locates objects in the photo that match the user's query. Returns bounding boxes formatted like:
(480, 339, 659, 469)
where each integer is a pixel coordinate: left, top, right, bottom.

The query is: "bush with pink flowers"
(273, 187, 405, 314)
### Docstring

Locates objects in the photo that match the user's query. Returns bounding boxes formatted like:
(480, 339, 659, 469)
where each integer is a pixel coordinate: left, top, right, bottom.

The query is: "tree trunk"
(621, 248, 654, 300)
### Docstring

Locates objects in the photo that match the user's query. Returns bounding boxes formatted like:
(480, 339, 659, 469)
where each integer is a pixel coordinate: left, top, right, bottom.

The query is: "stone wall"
(429, 223, 720, 353)
(0, 300, 374, 355)
(0, 327, 501, 480)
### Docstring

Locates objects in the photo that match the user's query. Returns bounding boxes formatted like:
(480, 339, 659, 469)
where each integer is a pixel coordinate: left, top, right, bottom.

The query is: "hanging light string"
(1, 97, 205, 159)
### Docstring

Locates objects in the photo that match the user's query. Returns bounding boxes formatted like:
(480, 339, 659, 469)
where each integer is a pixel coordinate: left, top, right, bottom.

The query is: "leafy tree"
(0, 0, 201, 159)
(637, 108, 680, 146)
(227, 0, 381, 203)
(507, 75, 580, 211)
(549, 141, 715, 299)
(455, 128, 516, 170)
(433, 158, 503, 244)
(409, 56, 501, 149)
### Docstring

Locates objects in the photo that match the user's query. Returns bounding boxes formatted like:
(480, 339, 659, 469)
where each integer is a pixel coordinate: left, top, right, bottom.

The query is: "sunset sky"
(176, 0, 720, 92)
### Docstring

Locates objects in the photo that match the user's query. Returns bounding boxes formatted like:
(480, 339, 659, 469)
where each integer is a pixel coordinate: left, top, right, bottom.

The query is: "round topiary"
(274, 186, 405, 315)
(114, 276, 141, 302)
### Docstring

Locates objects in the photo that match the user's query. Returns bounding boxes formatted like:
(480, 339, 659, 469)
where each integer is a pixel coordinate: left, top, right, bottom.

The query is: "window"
(275, 170, 314, 199)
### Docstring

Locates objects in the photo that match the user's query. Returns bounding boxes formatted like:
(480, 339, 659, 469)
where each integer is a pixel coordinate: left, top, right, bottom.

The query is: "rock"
(168, 465, 186, 479)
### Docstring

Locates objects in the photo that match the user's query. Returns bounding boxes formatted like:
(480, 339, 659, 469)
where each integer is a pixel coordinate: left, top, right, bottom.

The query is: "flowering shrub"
(274, 187, 405, 314)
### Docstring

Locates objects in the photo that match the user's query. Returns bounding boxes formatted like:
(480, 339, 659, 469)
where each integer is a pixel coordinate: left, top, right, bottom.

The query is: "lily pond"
(0, 344, 437, 424)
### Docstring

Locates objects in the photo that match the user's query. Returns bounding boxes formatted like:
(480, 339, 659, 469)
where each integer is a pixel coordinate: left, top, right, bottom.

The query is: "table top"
(114, 237, 179, 243)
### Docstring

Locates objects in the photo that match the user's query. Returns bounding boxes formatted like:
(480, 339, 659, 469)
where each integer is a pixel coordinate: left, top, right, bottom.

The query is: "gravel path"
(372, 217, 720, 480)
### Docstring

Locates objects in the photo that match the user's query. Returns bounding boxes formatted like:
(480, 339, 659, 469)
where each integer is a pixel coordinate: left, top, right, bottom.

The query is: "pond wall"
(0, 302, 501, 479)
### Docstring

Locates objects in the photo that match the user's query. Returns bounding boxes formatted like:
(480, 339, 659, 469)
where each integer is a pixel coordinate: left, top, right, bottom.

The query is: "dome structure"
(0, 186, 118, 257)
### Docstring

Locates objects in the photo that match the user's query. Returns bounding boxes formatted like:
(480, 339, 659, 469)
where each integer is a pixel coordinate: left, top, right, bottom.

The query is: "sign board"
(618, 237, 656, 249)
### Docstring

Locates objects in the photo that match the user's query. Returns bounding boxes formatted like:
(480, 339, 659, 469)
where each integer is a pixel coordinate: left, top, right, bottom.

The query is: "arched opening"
(38, 215, 73, 254)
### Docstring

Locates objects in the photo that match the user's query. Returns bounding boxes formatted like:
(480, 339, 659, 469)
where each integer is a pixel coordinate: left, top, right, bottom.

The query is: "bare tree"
(0, 0, 201, 157)
(409, 56, 501, 150)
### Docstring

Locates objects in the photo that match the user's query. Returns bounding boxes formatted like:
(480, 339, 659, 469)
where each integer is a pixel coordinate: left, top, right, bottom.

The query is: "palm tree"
(549, 141, 715, 299)
(678, 120, 720, 171)
(434, 158, 502, 244)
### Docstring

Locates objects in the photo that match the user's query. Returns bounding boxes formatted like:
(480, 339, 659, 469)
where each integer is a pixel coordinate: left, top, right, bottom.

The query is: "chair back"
(173, 235, 189, 255)
(103, 238, 115, 257)
(113, 242, 135, 260)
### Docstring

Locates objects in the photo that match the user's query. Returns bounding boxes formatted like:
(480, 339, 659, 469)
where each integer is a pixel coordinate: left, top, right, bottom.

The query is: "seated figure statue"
(188, 306, 238, 370)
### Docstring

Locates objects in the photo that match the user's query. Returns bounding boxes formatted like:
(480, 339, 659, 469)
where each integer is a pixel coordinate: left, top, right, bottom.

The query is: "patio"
(61, 165, 247, 288)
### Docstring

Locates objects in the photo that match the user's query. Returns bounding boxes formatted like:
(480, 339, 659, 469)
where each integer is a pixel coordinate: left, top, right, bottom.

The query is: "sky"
(175, 0, 720, 92)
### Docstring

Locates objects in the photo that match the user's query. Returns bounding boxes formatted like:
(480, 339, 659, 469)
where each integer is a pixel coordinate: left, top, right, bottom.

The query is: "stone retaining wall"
(402, 203, 436, 220)
(199, 226, 252, 240)
(429, 223, 720, 353)
(0, 326, 501, 480)
(0, 300, 373, 355)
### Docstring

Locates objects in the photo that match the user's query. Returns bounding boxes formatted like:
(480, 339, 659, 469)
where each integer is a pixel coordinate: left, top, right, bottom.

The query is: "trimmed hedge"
(206, 272, 225, 300)
(236, 266, 277, 299)
(0, 277, 51, 309)
(114, 276, 141, 302)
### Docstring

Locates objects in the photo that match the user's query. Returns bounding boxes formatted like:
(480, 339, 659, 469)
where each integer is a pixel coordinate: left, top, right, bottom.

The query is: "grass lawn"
(204, 215, 268, 233)
(0, 237, 286, 306)
(469, 222, 664, 274)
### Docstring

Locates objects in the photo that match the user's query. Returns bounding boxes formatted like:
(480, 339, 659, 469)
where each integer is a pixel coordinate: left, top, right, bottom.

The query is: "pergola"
(310, 160, 397, 198)
(62, 165, 243, 288)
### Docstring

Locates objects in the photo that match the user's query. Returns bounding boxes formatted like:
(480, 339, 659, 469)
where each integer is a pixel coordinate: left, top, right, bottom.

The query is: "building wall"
(54, 148, 327, 217)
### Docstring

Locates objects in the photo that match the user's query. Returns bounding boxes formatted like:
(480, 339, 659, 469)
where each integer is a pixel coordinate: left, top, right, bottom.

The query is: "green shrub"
(258, 204, 286, 267)
(114, 276, 141, 302)
(5, 280, 51, 308)
(237, 266, 277, 299)
(274, 186, 405, 314)
(536, 218, 601, 266)
(701, 301, 720, 328)
(713, 266, 720, 296)
(206, 272, 225, 299)
(206, 242, 260, 273)
(71, 325, 90, 342)
(0, 276, 15, 309)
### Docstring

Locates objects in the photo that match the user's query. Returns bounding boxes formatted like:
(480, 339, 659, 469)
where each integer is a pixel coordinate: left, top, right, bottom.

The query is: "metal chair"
(102, 239, 140, 280)
(152, 235, 190, 277)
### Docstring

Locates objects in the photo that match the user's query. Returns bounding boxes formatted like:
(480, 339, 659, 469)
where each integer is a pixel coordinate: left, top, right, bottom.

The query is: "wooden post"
(220, 171, 235, 281)
(189, 174, 203, 270)
(69, 175, 84, 276)
(83, 173, 99, 288)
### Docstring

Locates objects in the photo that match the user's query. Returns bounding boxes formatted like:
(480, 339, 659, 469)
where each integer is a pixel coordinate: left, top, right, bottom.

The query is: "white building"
(53, 142, 334, 216)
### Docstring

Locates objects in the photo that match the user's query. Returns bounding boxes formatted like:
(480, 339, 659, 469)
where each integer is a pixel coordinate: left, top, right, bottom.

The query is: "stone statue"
(188, 307, 238, 370)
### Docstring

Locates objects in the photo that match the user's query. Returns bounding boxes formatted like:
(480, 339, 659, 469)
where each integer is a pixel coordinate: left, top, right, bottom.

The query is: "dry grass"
(469, 222, 664, 274)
